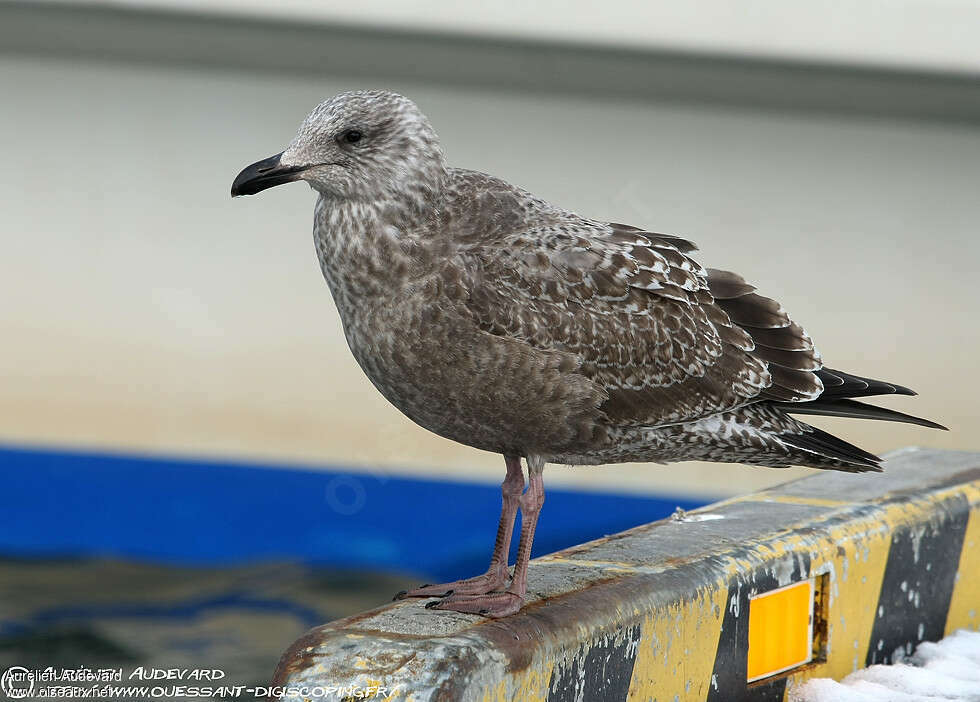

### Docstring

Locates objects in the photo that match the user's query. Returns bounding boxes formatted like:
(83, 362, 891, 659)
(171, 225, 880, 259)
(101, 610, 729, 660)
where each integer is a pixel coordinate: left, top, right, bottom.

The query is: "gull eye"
(340, 129, 363, 145)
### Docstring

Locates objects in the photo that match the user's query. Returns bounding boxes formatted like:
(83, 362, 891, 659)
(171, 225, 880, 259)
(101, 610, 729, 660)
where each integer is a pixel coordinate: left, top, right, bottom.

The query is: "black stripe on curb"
(547, 624, 642, 702)
(866, 494, 970, 666)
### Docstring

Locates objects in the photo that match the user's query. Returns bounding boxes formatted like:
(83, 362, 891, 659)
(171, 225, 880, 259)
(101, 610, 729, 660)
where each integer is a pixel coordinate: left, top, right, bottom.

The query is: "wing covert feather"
(459, 221, 798, 426)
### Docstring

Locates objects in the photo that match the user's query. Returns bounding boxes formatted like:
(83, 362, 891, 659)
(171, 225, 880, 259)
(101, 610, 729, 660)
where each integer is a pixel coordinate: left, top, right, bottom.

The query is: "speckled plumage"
(233, 89, 944, 615)
(230, 89, 941, 474)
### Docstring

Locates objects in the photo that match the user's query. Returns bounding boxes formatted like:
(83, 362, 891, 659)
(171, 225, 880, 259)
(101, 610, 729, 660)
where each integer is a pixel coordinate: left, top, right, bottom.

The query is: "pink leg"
(394, 455, 524, 600)
(427, 461, 545, 617)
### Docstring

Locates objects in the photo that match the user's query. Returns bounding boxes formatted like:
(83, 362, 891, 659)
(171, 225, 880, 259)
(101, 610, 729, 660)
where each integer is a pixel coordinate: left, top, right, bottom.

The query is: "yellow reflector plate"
(747, 579, 814, 682)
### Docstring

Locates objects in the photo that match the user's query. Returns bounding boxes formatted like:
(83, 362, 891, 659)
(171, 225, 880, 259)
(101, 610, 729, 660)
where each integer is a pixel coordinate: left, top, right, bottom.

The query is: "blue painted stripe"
(0, 444, 706, 582)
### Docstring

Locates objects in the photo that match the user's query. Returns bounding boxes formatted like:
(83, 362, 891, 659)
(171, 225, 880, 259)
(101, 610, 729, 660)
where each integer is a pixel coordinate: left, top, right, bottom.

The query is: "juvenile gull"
(231, 90, 945, 618)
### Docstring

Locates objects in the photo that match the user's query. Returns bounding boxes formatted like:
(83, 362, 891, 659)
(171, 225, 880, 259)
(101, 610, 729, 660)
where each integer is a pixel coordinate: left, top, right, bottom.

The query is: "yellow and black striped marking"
(866, 494, 969, 666)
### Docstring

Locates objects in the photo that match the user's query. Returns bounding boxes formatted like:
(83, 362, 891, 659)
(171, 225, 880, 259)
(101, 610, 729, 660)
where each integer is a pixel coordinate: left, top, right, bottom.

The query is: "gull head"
(231, 90, 445, 205)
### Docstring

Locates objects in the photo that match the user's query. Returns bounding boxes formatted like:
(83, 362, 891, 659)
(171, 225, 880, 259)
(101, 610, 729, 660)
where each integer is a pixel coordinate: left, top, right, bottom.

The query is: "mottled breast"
(312, 200, 606, 457)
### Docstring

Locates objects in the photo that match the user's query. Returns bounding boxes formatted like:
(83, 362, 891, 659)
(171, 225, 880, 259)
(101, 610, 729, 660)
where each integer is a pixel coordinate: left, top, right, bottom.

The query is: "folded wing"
(461, 220, 827, 427)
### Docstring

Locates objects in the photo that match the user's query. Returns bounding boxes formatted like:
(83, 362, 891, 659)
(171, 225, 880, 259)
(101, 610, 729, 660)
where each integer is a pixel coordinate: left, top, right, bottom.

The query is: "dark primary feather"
(771, 365, 943, 429)
(703, 267, 942, 432)
(780, 425, 883, 470)
(775, 397, 947, 430)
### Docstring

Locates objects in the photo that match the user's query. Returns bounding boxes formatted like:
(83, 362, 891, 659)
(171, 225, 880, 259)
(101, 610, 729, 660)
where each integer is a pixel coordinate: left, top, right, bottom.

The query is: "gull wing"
(460, 218, 825, 427)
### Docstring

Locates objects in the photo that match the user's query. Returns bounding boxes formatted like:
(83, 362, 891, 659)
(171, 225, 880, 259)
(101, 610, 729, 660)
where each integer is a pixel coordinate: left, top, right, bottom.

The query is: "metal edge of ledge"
(269, 447, 980, 702)
(3, 2, 980, 126)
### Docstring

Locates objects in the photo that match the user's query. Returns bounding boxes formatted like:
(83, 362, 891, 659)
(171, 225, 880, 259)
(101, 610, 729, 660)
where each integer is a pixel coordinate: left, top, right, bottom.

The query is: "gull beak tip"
(231, 152, 306, 198)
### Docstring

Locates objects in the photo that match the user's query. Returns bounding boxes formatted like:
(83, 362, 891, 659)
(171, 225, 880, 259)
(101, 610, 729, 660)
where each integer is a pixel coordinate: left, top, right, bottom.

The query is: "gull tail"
(763, 367, 946, 472)
(772, 367, 948, 431)
(772, 397, 947, 431)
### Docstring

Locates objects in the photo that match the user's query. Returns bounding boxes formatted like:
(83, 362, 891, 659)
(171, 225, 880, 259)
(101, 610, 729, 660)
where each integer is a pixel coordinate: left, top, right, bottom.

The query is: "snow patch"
(792, 629, 980, 701)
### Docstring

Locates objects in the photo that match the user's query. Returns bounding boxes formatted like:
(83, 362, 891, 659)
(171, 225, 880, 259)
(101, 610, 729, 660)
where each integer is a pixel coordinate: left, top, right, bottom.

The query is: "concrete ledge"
(271, 448, 980, 701)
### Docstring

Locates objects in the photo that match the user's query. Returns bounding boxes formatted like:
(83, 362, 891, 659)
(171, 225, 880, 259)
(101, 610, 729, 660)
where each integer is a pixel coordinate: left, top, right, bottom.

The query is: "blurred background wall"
(1, 0, 979, 500)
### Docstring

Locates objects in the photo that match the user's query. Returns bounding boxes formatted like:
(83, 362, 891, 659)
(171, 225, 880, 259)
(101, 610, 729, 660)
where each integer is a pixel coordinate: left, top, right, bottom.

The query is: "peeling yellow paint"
(817, 518, 891, 680)
(946, 486, 980, 635)
(480, 659, 554, 702)
(783, 484, 980, 697)
(481, 679, 506, 702)
(626, 582, 728, 701)
(511, 660, 555, 702)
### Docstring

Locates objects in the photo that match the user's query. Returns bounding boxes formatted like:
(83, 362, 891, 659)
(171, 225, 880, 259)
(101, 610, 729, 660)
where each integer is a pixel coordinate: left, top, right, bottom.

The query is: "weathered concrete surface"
(270, 448, 980, 701)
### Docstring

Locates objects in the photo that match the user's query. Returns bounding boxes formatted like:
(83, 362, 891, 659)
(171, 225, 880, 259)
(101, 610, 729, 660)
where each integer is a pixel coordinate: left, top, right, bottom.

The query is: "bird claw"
(392, 569, 508, 600)
(425, 591, 524, 618)
(393, 584, 454, 599)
